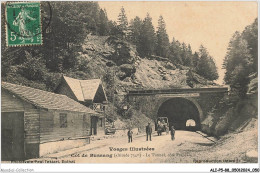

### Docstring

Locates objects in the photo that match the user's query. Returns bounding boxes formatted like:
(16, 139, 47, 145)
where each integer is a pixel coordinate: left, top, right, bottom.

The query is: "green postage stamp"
(5, 2, 42, 46)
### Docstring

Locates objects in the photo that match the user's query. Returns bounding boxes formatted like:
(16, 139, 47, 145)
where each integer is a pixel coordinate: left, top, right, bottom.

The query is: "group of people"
(127, 122, 176, 143)
(157, 119, 169, 136)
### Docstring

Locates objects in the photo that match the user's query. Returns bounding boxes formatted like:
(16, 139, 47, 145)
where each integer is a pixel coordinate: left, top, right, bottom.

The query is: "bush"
(19, 51, 47, 81)
(107, 37, 136, 65)
(214, 108, 235, 136)
(44, 73, 62, 91)
(75, 54, 90, 71)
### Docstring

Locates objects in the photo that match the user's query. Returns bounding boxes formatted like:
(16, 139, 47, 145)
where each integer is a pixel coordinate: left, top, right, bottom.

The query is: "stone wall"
(127, 92, 227, 128)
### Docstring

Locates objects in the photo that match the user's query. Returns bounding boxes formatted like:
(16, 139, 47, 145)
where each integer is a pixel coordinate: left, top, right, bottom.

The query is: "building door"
(90, 116, 98, 135)
(1, 112, 25, 161)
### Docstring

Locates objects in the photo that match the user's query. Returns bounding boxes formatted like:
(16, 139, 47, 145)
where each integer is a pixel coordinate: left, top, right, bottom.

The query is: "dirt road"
(29, 131, 224, 163)
(29, 129, 256, 163)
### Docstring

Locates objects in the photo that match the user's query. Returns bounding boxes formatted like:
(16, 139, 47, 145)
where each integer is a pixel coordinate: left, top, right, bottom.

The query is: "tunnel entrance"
(157, 98, 201, 131)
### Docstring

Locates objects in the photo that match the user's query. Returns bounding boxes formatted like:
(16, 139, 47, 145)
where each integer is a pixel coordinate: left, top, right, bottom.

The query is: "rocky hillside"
(2, 34, 217, 95)
(58, 35, 219, 129)
(2, 34, 219, 130)
(201, 75, 258, 137)
(76, 35, 217, 96)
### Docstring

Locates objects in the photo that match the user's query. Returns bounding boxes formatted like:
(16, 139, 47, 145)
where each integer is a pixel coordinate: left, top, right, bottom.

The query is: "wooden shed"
(1, 82, 102, 161)
(55, 75, 108, 135)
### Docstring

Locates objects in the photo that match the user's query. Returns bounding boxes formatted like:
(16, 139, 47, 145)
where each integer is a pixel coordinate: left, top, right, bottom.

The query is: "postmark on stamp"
(5, 2, 42, 46)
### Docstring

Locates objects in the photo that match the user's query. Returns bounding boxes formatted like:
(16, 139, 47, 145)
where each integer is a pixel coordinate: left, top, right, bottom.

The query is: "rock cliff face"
(74, 35, 220, 128)
(79, 35, 217, 95)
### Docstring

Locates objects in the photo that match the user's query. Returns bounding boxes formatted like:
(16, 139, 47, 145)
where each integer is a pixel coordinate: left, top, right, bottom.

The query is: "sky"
(99, 1, 258, 84)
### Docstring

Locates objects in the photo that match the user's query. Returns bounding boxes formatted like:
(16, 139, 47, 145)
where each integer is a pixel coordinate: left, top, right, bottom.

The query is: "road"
(34, 130, 229, 163)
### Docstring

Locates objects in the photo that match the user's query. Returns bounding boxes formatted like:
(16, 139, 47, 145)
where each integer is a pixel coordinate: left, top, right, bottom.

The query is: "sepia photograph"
(1, 0, 258, 172)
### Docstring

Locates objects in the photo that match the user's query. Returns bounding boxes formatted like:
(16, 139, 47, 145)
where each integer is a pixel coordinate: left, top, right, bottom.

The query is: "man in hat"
(146, 122, 152, 141)
(170, 125, 175, 141)
(127, 128, 133, 143)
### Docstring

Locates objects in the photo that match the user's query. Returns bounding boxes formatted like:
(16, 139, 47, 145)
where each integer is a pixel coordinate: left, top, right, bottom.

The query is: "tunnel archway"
(157, 98, 201, 130)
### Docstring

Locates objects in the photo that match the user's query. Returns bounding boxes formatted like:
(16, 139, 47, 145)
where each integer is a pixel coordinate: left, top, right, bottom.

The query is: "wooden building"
(55, 75, 107, 136)
(1, 82, 103, 161)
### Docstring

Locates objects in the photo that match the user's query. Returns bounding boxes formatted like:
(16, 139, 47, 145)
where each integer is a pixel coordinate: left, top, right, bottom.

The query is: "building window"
(60, 114, 67, 128)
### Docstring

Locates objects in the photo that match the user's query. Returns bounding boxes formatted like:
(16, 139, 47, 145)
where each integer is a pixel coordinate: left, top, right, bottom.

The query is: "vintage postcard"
(1, 1, 259, 172)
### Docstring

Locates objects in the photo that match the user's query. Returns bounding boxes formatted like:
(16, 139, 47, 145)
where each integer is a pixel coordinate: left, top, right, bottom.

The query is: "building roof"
(2, 82, 98, 114)
(63, 76, 107, 102)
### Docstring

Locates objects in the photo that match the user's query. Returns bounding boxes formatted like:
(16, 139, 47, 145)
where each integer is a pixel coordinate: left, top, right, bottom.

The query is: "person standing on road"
(146, 122, 152, 141)
(170, 125, 175, 141)
(127, 128, 133, 143)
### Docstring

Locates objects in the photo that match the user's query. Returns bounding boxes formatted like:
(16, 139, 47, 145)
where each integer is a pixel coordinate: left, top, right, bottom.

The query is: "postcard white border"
(0, 0, 259, 172)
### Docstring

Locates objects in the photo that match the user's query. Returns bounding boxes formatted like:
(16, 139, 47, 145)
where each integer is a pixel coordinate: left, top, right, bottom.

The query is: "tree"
(108, 21, 120, 36)
(2, 1, 106, 86)
(168, 37, 183, 64)
(128, 17, 142, 43)
(128, 16, 143, 54)
(42, 2, 87, 71)
(187, 44, 193, 66)
(20, 51, 47, 81)
(192, 51, 200, 69)
(98, 9, 109, 36)
(117, 6, 128, 38)
(196, 45, 219, 81)
(139, 13, 157, 57)
(156, 15, 170, 57)
(180, 43, 187, 65)
(241, 18, 258, 73)
(223, 32, 252, 97)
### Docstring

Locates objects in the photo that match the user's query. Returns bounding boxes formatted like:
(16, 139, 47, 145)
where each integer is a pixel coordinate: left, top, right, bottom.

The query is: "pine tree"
(196, 45, 219, 81)
(192, 51, 199, 69)
(156, 15, 170, 57)
(241, 18, 258, 73)
(117, 6, 128, 38)
(223, 19, 258, 97)
(139, 13, 157, 57)
(128, 16, 143, 54)
(108, 21, 120, 36)
(168, 37, 183, 64)
(223, 32, 252, 97)
(98, 9, 109, 36)
(187, 44, 193, 66)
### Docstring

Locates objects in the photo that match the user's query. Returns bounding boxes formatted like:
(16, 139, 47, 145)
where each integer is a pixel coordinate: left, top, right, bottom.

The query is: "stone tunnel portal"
(157, 98, 201, 131)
